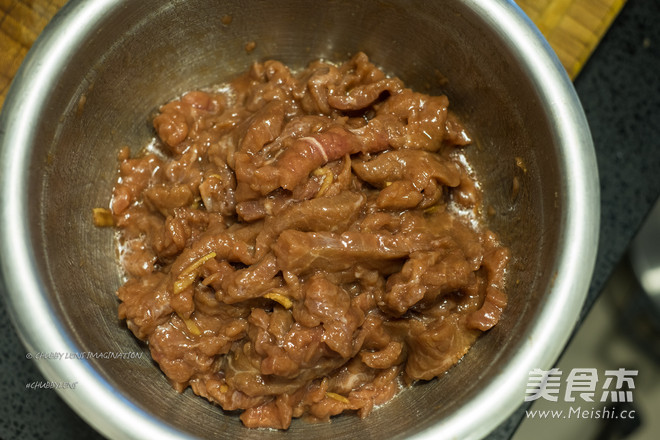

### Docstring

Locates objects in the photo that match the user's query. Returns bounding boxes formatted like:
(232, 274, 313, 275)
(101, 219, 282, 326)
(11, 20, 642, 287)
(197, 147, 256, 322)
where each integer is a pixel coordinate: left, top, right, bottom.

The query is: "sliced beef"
(108, 52, 509, 430)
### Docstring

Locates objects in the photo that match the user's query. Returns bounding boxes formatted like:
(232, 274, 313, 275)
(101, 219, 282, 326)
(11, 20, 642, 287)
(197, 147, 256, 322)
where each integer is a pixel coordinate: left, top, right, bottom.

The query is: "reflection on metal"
(630, 197, 660, 312)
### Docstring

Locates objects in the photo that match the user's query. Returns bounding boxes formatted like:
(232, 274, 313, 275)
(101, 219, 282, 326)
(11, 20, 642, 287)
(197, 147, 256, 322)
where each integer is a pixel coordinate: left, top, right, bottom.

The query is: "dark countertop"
(1, 1, 660, 439)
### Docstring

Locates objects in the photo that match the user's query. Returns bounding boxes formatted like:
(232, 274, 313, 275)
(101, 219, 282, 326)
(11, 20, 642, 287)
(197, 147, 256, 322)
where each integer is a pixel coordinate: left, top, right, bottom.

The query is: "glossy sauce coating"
(109, 53, 509, 429)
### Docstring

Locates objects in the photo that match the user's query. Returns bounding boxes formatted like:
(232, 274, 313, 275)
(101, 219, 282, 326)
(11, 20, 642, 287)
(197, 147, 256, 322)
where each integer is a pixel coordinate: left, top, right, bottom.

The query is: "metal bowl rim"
(0, 1, 599, 439)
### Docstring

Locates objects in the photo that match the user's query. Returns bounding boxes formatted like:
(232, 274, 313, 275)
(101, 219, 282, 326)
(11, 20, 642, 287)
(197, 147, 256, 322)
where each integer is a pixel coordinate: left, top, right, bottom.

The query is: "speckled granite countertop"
(1, 1, 660, 439)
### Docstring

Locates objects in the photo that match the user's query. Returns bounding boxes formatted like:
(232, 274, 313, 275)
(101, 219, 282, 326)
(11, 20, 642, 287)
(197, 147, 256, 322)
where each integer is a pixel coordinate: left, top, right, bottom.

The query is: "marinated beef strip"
(108, 52, 509, 429)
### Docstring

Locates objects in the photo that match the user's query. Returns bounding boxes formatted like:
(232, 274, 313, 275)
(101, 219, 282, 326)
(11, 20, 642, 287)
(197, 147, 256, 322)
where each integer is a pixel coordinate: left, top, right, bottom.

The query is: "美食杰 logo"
(525, 367, 638, 403)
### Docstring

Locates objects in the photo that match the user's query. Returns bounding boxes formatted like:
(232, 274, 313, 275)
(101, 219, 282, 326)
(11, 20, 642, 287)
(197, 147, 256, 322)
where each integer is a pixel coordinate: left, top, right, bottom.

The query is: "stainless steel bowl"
(0, 1, 599, 439)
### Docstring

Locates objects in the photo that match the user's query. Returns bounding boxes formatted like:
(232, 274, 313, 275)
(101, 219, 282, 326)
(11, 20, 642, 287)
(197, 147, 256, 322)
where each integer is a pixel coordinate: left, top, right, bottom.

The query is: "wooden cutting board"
(0, 0, 626, 109)
(517, 0, 627, 77)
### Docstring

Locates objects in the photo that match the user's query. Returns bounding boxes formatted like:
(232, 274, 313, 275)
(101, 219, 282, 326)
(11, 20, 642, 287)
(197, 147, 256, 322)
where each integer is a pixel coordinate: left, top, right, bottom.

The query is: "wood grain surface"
(0, 0, 626, 109)
(1, 0, 67, 107)
(517, 0, 627, 78)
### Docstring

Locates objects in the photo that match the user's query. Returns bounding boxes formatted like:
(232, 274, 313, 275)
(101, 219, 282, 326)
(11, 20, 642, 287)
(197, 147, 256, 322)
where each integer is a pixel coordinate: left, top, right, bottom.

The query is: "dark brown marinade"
(109, 52, 509, 429)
